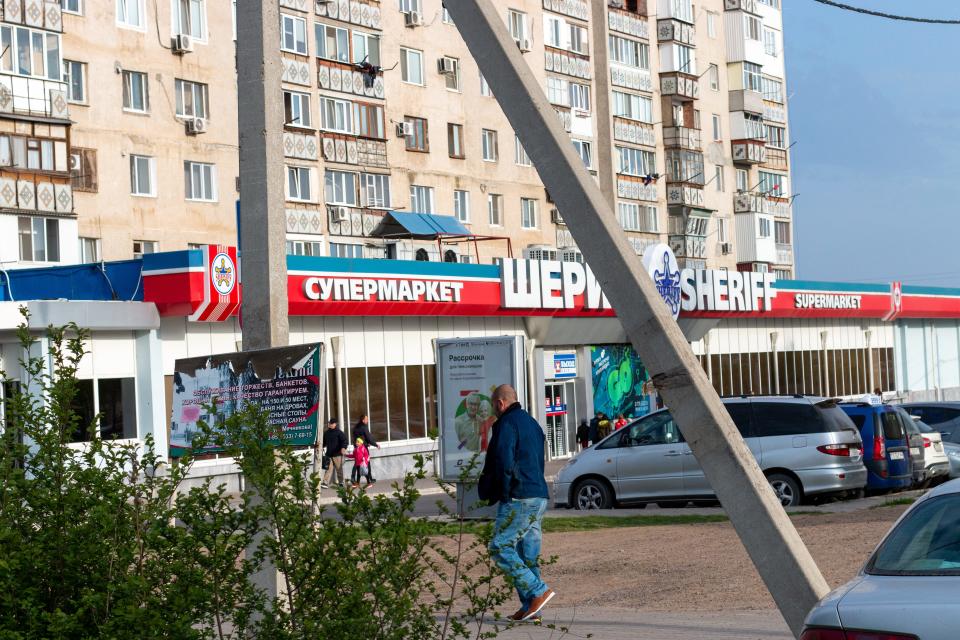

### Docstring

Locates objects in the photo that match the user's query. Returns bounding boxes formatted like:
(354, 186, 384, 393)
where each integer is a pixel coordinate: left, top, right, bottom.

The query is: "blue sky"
(783, 0, 960, 286)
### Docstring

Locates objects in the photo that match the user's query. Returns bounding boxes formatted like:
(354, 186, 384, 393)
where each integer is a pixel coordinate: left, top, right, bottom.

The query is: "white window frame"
(63, 59, 86, 104)
(287, 239, 324, 257)
(546, 76, 569, 106)
(744, 14, 762, 41)
(400, 47, 424, 85)
(280, 14, 307, 55)
(712, 114, 721, 141)
(617, 202, 658, 233)
(352, 30, 381, 66)
(122, 70, 149, 113)
(133, 239, 158, 258)
(569, 24, 588, 54)
(608, 35, 648, 69)
(172, 0, 207, 42)
(544, 15, 562, 48)
(714, 165, 724, 192)
(286, 165, 314, 202)
(762, 76, 784, 103)
(708, 63, 719, 91)
(409, 184, 435, 213)
(441, 56, 460, 92)
(766, 125, 786, 149)
(360, 172, 391, 208)
(116, 0, 145, 30)
(514, 135, 530, 166)
(129, 154, 156, 197)
(18, 216, 60, 262)
(329, 242, 364, 259)
(479, 72, 492, 96)
(175, 78, 208, 119)
(616, 146, 656, 177)
(319, 96, 355, 134)
(487, 193, 503, 226)
(1, 26, 62, 81)
(508, 9, 527, 43)
(481, 129, 499, 162)
(718, 217, 728, 243)
(569, 82, 590, 112)
(736, 168, 749, 192)
(398, 0, 421, 14)
(453, 189, 470, 223)
(324, 169, 357, 206)
(758, 217, 771, 238)
(78, 236, 101, 262)
(316, 23, 349, 63)
(62, 0, 83, 15)
(572, 139, 592, 169)
(612, 91, 652, 123)
(184, 161, 217, 202)
(763, 27, 779, 57)
(283, 90, 312, 128)
(743, 62, 763, 92)
(706, 11, 717, 38)
(520, 198, 538, 229)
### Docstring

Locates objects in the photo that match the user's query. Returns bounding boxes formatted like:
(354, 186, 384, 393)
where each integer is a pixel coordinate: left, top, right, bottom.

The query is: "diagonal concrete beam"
(443, 1, 828, 636)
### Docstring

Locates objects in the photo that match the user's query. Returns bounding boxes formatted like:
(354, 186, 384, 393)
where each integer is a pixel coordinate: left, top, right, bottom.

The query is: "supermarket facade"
(2, 246, 960, 475)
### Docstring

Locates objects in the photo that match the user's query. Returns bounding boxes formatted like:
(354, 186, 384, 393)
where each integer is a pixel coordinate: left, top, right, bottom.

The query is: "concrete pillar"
(135, 329, 168, 457)
(443, 1, 829, 635)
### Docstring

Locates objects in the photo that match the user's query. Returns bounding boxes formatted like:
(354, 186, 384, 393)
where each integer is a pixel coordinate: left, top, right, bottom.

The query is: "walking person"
(319, 418, 348, 488)
(588, 411, 601, 445)
(478, 384, 555, 622)
(348, 437, 371, 489)
(576, 418, 590, 451)
(614, 414, 628, 431)
(353, 414, 380, 486)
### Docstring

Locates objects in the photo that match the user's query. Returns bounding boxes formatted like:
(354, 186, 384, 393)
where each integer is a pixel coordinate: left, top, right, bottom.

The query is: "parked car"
(801, 479, 960, 640)
(553, 396, 866, 510)
(898, 408, 927, 486)
(898, 410, 951, 486)
(839, 402, 912, 493)
(900, 402, 960, 444)
(944, 441, 960, 479)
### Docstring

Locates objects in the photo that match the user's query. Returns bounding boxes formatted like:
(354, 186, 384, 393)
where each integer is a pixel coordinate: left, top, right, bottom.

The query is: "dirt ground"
(539, 505, 909, 612)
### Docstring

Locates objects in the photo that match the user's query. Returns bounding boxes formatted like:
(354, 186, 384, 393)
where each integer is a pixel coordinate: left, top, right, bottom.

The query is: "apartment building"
(0, 0, 794, 278)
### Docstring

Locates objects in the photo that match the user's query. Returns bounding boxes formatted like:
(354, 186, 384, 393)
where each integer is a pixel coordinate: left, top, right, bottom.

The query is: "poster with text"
(590, 345, 651, 420)
(436, 336, 524, 481)
(170, 343, 324, 457)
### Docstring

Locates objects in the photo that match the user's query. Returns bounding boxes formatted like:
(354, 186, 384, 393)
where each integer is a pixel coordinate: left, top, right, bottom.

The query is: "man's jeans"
(489, 497, 549, 610)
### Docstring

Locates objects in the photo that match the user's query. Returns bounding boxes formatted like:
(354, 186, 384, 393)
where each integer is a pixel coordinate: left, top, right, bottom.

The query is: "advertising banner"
(436, 336, 525, 481)
(170, 343, 324, 457)
(590, 345, 651, 420)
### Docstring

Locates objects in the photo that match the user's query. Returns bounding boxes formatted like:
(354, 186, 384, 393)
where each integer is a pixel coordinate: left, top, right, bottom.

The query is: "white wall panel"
(90, 332, 137, 378)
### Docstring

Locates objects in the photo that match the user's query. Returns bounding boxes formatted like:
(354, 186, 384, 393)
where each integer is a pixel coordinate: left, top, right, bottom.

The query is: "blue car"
(840, 402, 912, 492)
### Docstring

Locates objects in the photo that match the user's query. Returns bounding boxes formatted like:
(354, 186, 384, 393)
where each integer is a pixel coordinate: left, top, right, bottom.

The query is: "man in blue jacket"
(478, 384, 555, 622)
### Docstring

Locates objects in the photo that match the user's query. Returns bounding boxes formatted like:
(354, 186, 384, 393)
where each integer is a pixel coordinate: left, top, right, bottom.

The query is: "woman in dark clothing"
(353, 414, 380, 485)
(576, 419, 590, 451)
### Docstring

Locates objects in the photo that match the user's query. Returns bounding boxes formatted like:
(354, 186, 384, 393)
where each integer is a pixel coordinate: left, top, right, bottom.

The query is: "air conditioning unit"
(395, 121, 413, 138)
(550, 208, 564, 225)
(404, 10, 422, 27)
(517, 38, 532, 53)
(68, 153, 80, 171)
(522, 245, 558, 261)
(329, 206, 350, 223)
(561, 249, 583, 264)
(185, 117, 207, 134)
(171, 34, 193, 54)
(437, 57, 456, 75)
(720, 242, 732, 255)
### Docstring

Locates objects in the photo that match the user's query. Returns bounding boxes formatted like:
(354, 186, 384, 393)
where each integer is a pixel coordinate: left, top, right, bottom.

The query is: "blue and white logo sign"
(552, 353, 577, 379)
(642, 244, 682, 320)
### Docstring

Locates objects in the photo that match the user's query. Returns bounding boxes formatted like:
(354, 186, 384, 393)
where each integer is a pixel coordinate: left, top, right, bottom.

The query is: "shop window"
(415, 248, 429, 261)
(386, 366, 407, 440)
(346, 367, 368, 440)
(68, 379, 96, 442)
(423, 364, 437, 438)
(367, 366, 388, 442)
(405, 364, 426, 439)
(99, 378, 138, 440)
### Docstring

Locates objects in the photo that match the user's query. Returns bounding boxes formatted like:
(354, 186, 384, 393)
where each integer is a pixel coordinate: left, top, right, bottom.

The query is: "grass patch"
(870, 497, 916, 510)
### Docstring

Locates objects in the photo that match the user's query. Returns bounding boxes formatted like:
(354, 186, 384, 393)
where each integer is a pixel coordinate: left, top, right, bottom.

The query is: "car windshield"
(914, 418, 935, 434)
(866, 495, 960, 576)
(819, 404, 860, 434)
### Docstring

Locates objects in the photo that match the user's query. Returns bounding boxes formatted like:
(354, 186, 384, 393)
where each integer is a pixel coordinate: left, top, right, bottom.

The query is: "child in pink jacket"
(349, 437, 370, 488)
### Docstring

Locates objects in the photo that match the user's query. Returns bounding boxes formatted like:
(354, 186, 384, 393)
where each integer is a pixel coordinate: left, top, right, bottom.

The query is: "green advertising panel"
(590, 345, 651, 419)
(170, 343, 324, 457)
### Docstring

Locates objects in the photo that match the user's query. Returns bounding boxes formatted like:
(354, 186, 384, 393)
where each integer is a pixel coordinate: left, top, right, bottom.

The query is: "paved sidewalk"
(493, 608, 791, 639)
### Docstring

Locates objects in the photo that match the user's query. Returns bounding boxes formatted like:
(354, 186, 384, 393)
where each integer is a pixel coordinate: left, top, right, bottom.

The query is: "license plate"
(890, 451, 905, 460)
(910, 448, 921, 456)
(936, 443, 943, 452)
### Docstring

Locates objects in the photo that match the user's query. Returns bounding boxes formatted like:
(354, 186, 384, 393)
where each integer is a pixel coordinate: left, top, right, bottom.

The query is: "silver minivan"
(554, 396, 867, 509)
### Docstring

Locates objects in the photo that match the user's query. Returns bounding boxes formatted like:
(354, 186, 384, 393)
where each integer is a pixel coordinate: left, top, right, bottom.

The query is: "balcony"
(663, 126, 701, 151)
(666, 183, 705, 207)
(734, 192, 790, 217)
(729, 89, 763, 115)
(776, 243, 794, 266)
(614, 117, 656, 147)
(660, 72, 699, 100)
(0, 78, 69, 121)
(732, 139, 766, 164)
(608, 5, 650, 35)
(724, 0, 758, 13)
(549, 0, 590, 21)
(0, 174, 73, 215)
(317, 59, 385, 100)
(656, 19, 695, 45)
(669, 234, 707, 260)
(611, 65, 653, 92)
(763, 147, 789, 171)
(617, 175, 658, 202)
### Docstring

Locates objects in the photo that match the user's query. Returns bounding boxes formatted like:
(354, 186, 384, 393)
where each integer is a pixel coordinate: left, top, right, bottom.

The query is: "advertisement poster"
(436, 336, 524, 481)
(170, 343, 324, 457)
(590, 345, 651, 420)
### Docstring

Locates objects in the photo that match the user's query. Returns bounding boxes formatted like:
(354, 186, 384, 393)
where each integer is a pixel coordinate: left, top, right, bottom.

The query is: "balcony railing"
(776, 244, 794, 266)
(666, 183, 705, 207)
(608, 4, 650, 33)
(660, 72, 699, 100)
(732, 139, 766, 164)
(657, 19, 695, 45)
(663, 126, 701, 151)
(734, 192, 790, 217)
(614, 117, 656, 147)
(763, 147, 789, 171)
(0, 78, 70, 121)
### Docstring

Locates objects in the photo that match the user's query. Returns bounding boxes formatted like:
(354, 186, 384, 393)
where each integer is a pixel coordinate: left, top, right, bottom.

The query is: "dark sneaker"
(508, 608, 527, 621)
(521, 589, 555, 621)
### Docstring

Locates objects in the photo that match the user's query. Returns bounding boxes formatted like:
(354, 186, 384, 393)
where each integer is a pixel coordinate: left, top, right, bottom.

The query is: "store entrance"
(544, 381, 576, 459)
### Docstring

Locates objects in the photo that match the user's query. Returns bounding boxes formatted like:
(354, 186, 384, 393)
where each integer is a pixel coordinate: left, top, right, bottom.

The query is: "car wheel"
(767, 474, 802, 507)
(573, 479, 613, 510)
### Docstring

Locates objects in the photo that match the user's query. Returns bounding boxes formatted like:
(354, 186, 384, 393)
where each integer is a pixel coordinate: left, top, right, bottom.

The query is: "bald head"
(492, 384, 518, 416)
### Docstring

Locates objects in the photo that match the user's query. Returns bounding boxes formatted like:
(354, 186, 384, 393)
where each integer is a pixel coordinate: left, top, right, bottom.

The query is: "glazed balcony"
(663, 126, 701, 151)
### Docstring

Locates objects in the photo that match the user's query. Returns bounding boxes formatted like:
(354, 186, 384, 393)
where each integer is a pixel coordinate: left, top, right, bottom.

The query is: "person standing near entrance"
(576, 419, 590, 451)
(353, 414, 380, 486)
(320, 418, 348, 488)
(478, 384, 555, 622)
(588, 411, 601, 445)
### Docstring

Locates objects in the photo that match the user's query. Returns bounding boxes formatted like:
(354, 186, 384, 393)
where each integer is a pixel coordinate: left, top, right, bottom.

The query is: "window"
(79, 237, 100, 263)
(546, 77, 569, 106)
(175, 79, 208, 119)
(283, 90, 311, 128)
(324, 169, 357, 205)
(286, 165, 313, 201)
(117, 0, 144, 28)
(717, 217, 728, 243)
(352, 30, 380, 66)
(708, 63, 719, 91)
(744, 14, 761, 41)
(736, 168, 748, 192)
(763, 27, 778, 57)
(514, 135, 530, 166)
(129, 154, 155, 196)
(612, 91, 652, 122)
(758, 217, 771, 238)
(487, 193, 503, 225)
(132, 240, 157, 258)
(617, 202, 658, 232)
(508, 9, 527, 43)
(714, 165, 724, 192)
(18, 217, 59, 262)
(63, 60, 85, 103)
(762, 77, 784, 103)
(608, 35, 648, 69)
(775, 220, 790, 244)
(744, 113, 766, 139)
(481, 129, 498, 162)
(0, 27, 60, 80)
(173, 0, 206, 40)
(315, 23, 349, 62)
(453, 190, 470, 223)
(330, 242, 363, 259)
(281, 14, 307, 54)
(751, 402, 819, 437)
(409, 185, 434, 213)
(572, 139, 592, 169)
(706, 11, 717, 38)
(759, 171, 788, 197)
(743, 62, 763, 92)
(569, 82, 590, 112)
(521, 198, 537, 229)
(404, 116, 428, 151)
(673, 43, 694, 74)
(616, 146, 656, 177)
(712, 114, 721, 141)
(447, 123, 464, 158)
(70, 148, 97, 192)
(441, 56, 460, 91)
(758, 0, 780, 7)
(287, 240, 323, 256)
(544, 16, 561, 47)
(360, 173, 390, 208)
(569, 24, 587, 54)
(62, 0, 82, 15)
(479, 72, 492, 96)
(398, 0, 421, 13)
(320, 97, 354, 133)
(354, 102, 385, 138)
(400, 47, 423, 85)
(122, 70, 149, 112)
(666, 149, 704, 184)
(766, 125, 786, 149)
(184, 161, 217, 201)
